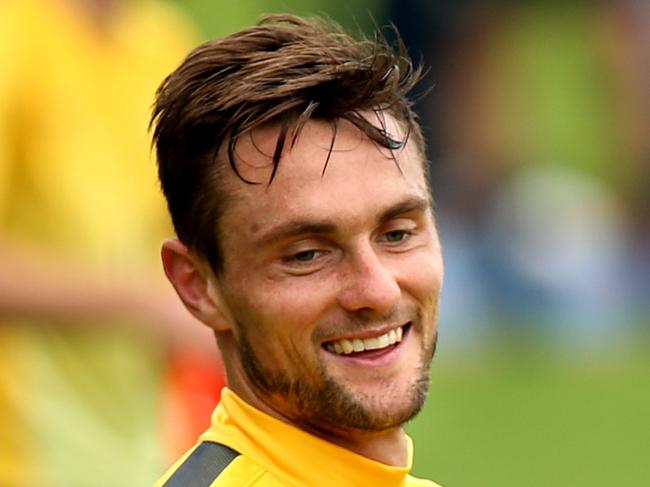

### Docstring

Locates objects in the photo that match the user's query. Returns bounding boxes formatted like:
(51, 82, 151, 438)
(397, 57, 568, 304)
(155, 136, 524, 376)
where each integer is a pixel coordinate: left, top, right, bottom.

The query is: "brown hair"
(151, 14, 424, 273)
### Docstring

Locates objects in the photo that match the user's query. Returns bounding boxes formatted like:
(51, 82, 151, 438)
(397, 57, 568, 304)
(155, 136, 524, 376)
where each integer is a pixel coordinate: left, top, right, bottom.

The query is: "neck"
(313, 424, 409, 466)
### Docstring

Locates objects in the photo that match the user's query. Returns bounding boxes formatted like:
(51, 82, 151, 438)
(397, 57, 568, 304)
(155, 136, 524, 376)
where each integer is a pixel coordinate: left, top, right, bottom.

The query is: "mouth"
(323, 322, 411, 357)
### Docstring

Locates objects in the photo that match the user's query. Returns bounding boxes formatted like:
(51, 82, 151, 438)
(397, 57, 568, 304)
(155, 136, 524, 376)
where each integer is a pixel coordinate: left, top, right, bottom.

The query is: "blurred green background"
(174, 0, 386, 39)
(409, 334, 650, 486)
(169, 1, 650, 486)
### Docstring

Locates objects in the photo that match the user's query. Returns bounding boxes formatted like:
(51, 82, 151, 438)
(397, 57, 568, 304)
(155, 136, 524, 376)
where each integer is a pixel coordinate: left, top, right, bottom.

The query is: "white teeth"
(388, 329, 396, 344)
(375, 333, 389, 348)
(364, 336, 380, 350)
(326, 325, 405, 355)
(340, 339, 354, 354)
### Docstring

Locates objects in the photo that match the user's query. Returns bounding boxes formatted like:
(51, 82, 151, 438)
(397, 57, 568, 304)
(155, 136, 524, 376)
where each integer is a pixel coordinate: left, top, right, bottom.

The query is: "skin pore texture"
(163, 113, 443, 467)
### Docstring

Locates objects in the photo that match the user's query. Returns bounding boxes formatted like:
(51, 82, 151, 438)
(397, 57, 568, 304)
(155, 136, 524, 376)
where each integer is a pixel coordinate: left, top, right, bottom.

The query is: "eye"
(281, 247, 332, 275)
(292, 249, 319, 262)
(384, 230, 408, 243)
(280, 238, 335, 274)
(284, 248, 328, 266)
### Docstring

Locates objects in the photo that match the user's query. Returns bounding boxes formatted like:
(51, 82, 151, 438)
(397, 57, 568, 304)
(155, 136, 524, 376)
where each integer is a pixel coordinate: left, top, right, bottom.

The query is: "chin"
(359, 387, 429, 431)
(333, 371, 431, 432)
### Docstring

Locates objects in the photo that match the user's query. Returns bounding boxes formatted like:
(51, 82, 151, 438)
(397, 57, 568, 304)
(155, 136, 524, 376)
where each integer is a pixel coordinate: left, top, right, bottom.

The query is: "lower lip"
(324, 325, 411, 367)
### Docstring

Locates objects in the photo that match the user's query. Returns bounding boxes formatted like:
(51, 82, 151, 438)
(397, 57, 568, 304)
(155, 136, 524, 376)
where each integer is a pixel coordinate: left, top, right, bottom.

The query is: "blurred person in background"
(0, 0, 225, 485)
(383, 2, 649, 486)
(388, 0, 649, 350)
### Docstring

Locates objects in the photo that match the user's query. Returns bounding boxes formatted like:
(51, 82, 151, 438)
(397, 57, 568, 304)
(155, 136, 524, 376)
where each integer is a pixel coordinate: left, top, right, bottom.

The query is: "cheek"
(230, 275, 337, 340)
(399, 250, 444, 303)
(274, 283, 325, 317)
(234, 284, 333, 375)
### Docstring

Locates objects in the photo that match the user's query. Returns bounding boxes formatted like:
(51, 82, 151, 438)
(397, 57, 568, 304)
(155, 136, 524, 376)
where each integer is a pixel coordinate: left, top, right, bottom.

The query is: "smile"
(324, 323, 409, 355)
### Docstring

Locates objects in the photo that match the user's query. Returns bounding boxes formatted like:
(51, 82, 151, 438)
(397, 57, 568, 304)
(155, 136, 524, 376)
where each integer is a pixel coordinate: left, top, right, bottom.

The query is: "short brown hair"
(151, 14, 424, 273)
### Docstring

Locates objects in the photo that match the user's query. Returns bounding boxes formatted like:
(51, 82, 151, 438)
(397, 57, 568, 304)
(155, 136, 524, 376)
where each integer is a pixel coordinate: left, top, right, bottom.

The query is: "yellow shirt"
(155, 388, 441, 487)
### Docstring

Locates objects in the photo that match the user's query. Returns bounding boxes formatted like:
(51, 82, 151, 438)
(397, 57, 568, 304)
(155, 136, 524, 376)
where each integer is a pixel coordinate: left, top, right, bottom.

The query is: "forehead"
(219, 115, 429, 237)
(228, 113, 427, 186)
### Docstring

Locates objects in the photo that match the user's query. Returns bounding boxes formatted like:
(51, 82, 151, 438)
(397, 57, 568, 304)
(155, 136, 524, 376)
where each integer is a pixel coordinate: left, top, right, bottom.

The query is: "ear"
(161, 239, 232, 331)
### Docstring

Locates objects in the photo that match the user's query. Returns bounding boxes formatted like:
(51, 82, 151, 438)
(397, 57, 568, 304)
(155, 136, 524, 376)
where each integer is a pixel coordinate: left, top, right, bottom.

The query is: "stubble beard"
(236, 318, 438, 434)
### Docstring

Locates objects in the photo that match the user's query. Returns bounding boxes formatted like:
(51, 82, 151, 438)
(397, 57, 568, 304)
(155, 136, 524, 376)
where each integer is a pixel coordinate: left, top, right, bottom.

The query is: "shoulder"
(209, 457, 287, 486)
(153, 442, 288, 487)
(406, 473, 444, 487)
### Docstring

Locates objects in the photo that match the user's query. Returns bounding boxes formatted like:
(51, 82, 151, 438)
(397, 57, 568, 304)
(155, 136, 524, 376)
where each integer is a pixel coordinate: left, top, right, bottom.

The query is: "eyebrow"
(377, 195, 429, 224)
(253, 195, 429, 248)
(253, 221, 337, 248)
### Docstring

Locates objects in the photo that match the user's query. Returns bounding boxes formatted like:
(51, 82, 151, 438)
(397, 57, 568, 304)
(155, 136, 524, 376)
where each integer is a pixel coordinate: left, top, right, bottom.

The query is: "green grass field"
(407, 334, 650, 486)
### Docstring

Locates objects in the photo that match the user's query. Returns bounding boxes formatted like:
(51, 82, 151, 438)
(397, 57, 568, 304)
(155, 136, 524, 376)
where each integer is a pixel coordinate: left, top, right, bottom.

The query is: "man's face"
(213, 115, 443, 435)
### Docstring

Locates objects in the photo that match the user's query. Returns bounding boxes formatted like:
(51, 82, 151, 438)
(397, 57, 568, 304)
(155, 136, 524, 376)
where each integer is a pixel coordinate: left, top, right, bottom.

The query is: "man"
(152, 14, 444, 487)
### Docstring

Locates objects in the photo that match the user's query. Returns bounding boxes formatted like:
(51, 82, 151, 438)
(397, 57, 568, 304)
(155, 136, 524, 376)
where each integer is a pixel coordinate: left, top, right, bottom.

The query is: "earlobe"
(161, 239, 232, 331)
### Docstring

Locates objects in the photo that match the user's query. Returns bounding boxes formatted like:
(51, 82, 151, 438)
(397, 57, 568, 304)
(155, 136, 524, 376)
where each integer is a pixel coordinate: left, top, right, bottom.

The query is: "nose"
(337, 244, 401, 315)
